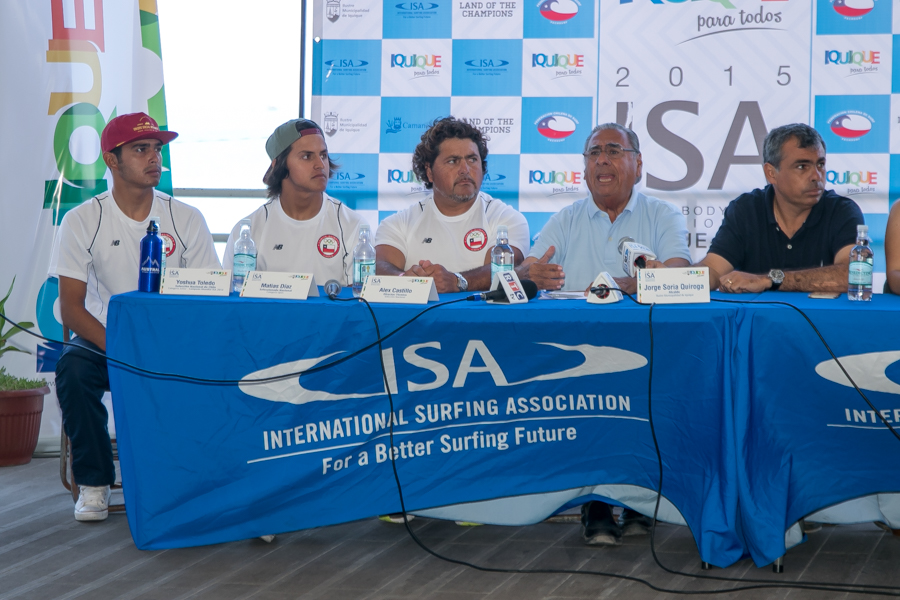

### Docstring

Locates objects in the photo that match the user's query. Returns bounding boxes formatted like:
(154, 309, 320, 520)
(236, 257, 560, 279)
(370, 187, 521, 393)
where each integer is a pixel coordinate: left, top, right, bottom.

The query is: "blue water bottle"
(139, 217, 163, 292)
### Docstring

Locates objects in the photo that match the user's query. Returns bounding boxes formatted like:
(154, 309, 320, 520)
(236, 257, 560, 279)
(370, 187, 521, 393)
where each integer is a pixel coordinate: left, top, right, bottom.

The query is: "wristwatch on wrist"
(454, 272, 468, 292)
(768, 269, 784, 291)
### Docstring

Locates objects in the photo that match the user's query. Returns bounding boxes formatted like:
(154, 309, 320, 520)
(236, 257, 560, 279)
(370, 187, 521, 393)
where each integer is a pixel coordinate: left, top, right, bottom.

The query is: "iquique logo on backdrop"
(824, 49, 880, 76)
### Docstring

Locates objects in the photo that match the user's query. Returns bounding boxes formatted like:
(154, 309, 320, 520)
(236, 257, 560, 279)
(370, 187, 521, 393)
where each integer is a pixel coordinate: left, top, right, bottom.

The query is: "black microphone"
(324, 279, 342, 299)
(468, 279, 538, 302)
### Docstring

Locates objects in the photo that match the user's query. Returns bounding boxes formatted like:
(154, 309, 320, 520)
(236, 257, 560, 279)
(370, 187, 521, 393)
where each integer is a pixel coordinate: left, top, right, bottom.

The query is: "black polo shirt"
(708, 185, 863, 274)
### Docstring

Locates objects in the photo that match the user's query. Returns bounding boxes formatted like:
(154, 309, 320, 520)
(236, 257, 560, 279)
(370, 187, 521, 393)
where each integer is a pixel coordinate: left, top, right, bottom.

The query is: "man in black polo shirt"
(699, 123, 863, 293)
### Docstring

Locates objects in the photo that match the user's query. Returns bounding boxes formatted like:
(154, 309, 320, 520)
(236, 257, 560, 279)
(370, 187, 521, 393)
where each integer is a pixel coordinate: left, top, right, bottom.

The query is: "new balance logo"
(110, 240, 120, 246)
(422, 238, 432, 243)
(273, 244, 284, 250)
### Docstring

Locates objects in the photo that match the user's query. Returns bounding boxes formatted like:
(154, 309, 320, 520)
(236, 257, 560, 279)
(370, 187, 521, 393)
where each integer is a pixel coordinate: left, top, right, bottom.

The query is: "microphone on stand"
(618, 237, 657, 277)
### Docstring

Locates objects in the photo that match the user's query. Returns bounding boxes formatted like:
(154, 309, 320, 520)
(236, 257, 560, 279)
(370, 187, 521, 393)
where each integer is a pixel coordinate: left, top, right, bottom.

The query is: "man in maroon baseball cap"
(49, 112, 219, 522)
(100, 112, 178, 153)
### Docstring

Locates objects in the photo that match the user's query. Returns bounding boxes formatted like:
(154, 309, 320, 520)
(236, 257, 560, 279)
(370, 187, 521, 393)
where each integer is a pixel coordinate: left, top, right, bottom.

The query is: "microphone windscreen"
(324, 279, 342, 298)
(521, 279, 538, 300)
(617, 236, 635, 254)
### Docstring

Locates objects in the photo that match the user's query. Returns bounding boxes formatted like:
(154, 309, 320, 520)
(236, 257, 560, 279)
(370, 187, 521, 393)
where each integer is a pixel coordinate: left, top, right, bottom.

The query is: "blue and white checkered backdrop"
(312, 0, 899, 283)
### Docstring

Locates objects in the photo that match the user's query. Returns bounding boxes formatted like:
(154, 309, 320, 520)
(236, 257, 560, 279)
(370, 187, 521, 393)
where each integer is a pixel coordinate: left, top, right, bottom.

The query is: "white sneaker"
(74, 485, 111, 521)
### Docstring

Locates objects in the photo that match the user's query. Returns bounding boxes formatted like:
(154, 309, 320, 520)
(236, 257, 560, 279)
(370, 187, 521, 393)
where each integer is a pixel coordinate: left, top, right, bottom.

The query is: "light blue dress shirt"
(528, 189, 690, 291)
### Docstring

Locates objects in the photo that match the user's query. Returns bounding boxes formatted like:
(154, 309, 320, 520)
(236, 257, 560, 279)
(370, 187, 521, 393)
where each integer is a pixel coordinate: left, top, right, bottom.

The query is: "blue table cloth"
(107, 290, 743, 564)
(733, 292, 900, 565)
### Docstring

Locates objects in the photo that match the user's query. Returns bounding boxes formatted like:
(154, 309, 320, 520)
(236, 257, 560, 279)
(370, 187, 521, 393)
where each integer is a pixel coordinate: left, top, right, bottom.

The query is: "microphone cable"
(0, 296, 469, 386)
(4, 293, 899, 595)
(332, 288, 900, 596)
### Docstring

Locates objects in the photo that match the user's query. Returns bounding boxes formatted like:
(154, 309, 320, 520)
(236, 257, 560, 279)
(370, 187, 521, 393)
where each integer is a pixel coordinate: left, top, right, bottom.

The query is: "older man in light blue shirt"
(516, 123, 691, 547)
(518, 123, 690, 295)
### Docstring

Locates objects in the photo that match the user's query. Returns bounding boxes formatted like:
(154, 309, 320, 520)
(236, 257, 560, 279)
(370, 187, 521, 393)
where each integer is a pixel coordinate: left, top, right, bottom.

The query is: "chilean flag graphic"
(537, 115, 577, 140)
(539, 0, 579, 22)
(832, 0, 875, 18)
(829, 113, 872, 139)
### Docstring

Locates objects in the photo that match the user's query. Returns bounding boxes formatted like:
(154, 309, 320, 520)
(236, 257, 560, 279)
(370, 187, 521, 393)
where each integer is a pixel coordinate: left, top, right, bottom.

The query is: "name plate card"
(160, 268, 230, 296)
(361, 275, 438, 304)
(240, 272, 319, 299)
(636, 267, 710, 304)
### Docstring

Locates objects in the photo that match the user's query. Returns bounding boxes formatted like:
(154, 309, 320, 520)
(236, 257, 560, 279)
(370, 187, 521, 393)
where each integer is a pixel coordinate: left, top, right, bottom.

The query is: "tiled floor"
(2, 458, 899, 599)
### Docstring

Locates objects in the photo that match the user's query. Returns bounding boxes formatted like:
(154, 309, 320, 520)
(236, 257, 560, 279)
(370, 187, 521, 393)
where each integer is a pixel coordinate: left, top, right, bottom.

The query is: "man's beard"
(448, 190, 477, 203)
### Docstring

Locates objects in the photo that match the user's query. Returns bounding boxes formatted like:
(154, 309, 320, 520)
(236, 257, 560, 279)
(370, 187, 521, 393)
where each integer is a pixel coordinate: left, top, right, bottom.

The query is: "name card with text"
(361, 276, 438, 304)
(636, 267, 710, 304)
(240, 272, 319, 299)
(160, 268, 230, 296)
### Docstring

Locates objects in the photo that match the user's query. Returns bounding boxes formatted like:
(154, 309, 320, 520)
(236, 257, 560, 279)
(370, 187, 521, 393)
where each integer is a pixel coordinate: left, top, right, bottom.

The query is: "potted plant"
(0, 276, 49, 466)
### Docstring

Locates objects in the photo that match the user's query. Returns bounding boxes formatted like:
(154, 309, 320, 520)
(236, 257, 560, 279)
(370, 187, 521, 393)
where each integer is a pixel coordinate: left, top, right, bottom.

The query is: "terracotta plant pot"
(0, 386, 50, 466)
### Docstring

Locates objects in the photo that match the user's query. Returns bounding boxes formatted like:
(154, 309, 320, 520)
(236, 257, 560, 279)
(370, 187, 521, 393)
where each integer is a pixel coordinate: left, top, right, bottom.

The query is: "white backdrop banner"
(313, 0, 898, 281)
(0, 0, 173, 450)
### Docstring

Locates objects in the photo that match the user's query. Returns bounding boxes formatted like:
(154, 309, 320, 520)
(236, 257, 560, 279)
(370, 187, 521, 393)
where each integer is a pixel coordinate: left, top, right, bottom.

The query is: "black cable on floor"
(345, 291, 900, 597)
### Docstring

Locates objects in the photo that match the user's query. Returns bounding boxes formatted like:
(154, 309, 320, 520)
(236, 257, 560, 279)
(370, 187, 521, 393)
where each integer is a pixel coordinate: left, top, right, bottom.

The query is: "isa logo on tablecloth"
(380, 97, 451, 153)
(481, 155, 520, 207)
(384, 2, 451, 38)
(327, 153, 379, 211)
(313, 40, 382, 96)
(815, 95, 890, 153)
(524, 0, 594, 39)
(816, 0, 891, 35)
(521, 97, 592, 154)
(452, 39, 522, 96)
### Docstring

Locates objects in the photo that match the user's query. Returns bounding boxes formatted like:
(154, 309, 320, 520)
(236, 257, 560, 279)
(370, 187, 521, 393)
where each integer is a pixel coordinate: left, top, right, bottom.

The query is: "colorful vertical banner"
(0, 0, 173, 450)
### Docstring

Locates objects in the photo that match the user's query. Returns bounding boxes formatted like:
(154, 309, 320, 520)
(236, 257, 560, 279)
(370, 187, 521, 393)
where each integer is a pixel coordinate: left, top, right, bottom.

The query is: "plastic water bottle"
(352, 225, 376, 298)
(232, 219, 257, 293)
(490, 225, 514, 283)
(138, 217, 163, 292)
(848, 224, 873, 301)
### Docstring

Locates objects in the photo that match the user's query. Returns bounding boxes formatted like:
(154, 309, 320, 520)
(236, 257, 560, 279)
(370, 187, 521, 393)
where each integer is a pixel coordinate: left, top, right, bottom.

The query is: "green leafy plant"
(0, 276, 34, 360)
(0, 367, 46, 391)
(0, 277, 47, 391)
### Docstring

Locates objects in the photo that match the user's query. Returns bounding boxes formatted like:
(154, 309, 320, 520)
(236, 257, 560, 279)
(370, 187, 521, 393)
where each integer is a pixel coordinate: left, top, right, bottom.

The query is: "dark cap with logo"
(265, 119, 325, 160)
(101, 112, 178, 153)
